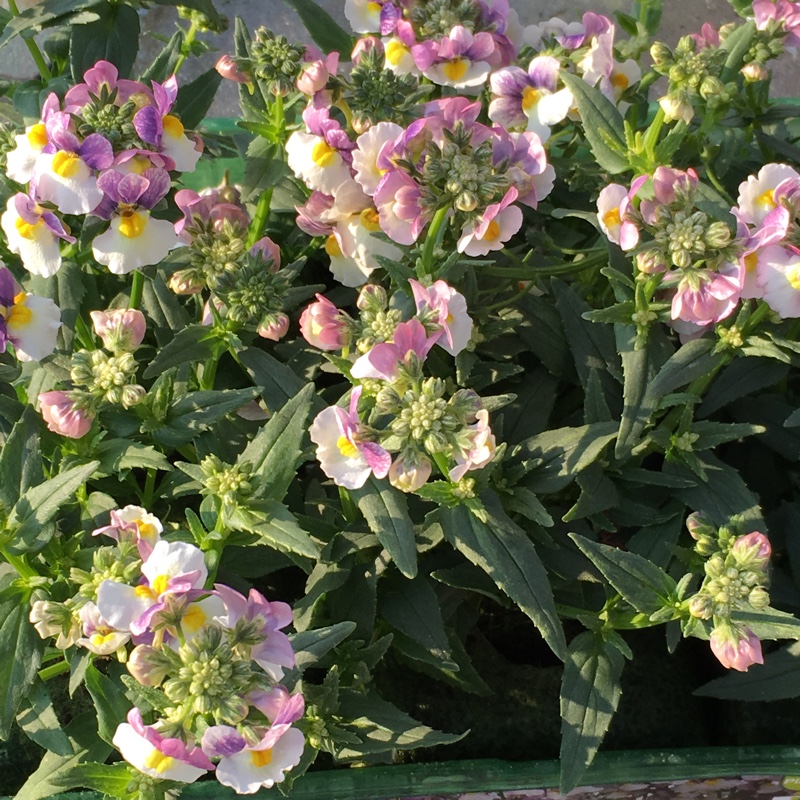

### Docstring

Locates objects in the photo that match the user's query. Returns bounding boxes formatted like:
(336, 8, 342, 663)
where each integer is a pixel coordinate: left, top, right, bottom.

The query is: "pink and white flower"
(450, 409, 497, 482)
(736, 163, 800, 227)
(38, 391, 93, 438)
(351, 318, 441, 380)
(669, 263, 743, 326)
(409, 279, 473, 356)
(309, 386, 392, 490)
(458, 187, 523, 257)
(388, 453, 432, 493)
(90, 308, 147, 352)
(0, 268, 60, 361)
(352, 121, 404, 197)
(373, 169, 428, 245)
(77, 602, 130, 656)
(92, 505, 163, 559)
(709, 626, 764, 672)
(597, 177, 648, 250)
(737, 206, 790, 298)
(412, 25, 494, 91)
(299, 294, 351, 351)
(382, 20, 419, 76)
(757, 243, 800, 317)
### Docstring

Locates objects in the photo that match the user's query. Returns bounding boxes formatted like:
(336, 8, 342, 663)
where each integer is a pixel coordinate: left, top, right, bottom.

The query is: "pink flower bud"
(38, 391, 93, 439)
(258, 314, 290, 342)
(297, 60, 330, 95)
(710, 626, 763, 672)
(89, 309, 146, 352)
(351, 36, 383, 65)
(731, 532, 772, 566)
(215, 55, 251, 84)
(299, 294, 350, 351)
(356, 283, 387, 311)
(201, 295, 226, 326)
(168, 271, 204, 295)
(250, 235, 281, 272)
(389, 454, 432, 493)
(686, 512, 715, 541)
(741, 62, 768, 82)
(127, 645, 169, 687)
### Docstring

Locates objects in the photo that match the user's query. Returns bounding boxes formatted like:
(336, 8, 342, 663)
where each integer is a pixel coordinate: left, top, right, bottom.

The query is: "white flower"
(1, 196, 66, 278)
(6, 123, 47, 184)
(4, 292, 61, 361)
(92, 213, 178, 275)
(353, 122, 403, 196)
(160, 115, 201, 173)
(757, 244, 800, 317)
(285, 132, 357, 197)
(344, 0, 382, 33)
(737, 163, 800, 227)
(76, 602, 130, 656)
(33, 151, 103, 214)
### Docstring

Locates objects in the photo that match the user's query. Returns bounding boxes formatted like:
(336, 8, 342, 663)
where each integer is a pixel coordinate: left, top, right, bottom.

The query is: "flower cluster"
(38, 307, 147, 438)
(3, 61, 200, 278)
(685, 513, 772, 672)
(303, 280, 496, 495)
(30, 517, 305, 794)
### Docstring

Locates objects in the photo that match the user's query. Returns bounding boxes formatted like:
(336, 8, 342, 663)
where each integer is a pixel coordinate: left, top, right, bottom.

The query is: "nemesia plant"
(4, 0, 800, 797)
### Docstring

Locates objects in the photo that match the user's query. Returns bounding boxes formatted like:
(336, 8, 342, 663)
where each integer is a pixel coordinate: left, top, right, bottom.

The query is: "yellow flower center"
(162, 114, 185, 138)
(360, 208, 381, 232)
(386, 39, 410, 67)
(744, 252, 759, 273)
(603, 208, 622, 229)
(312, 140, 339, 168)
(250, 748, 273, 768)
(27, 123, 47, 149)
(128, 155, 152, 175)
(151, 574, 169, 596)
(134, 584, 157, 601)
(89, 631, 117, 647)
(787, 263, 800, 290)
(118, 209, 147, 239)
(483, 219, 501, 242)
(337, 435, 359, 459)
(182, 604, 207, 634)
(135, 519, 158, 540)
(7, 293, 32, 328)
(52, 151, 81, 178)
(144, 750, 175, 774)
(442, 58, 469, 82)
(522, 85, 542, 113)
(757, 188, 776, 209)
(325, 234, 343, 258)
(611, 72, 630, 90)
(15, 216, 43, 240)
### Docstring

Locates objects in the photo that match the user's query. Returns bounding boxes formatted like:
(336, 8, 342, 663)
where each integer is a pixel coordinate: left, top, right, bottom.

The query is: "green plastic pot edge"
(4, 746, 800, 800)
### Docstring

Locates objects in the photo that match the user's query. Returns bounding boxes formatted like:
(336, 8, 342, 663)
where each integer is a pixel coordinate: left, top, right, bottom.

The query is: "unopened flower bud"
(299, 294, 351, 351)
(706, 553, 726, 577)
(216, 54, 251, 84)
(250, 235, 281, 271)
(388, 453, 432, 493)
(258, 314, 290, 341)
(455, 191, 479, 213)
(659, 91, 694, 124)
(636, 250, 666, 275)
(705, 221, 732, 248)
(90, 309, 146, 353)
(700, 75, 725, 99)
(127, 645, 170, 687)
(748, 586, 770, 609)
(689, 594, 712, 619)
(710, 625, 763, 671)
(296, 60, 330, 95)
(650, 41, 673, 66)
(686, 511, 716, 541)
(352, 36, 383, 65)
(121, 384, 147, 408)
(39, 391, 94, 439)
(356, 283, 388, 311)
(741, 62, 769, 82)
(169, 270, 204, 295)
(731, 531, 771, 568)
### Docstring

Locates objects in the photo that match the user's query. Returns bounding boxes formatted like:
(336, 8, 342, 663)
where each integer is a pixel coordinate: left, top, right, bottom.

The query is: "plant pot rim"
(7, 745, 800, 800)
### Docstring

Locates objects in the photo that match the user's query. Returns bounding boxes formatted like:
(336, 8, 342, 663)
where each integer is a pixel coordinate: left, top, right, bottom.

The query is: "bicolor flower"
(285, 106, 357, 199)
(96, 540, 207, 636)
(0, 268, 60, 361)
(132, 76, 202, 173)
(757, 243, 800, 317)
(174, 186, 250, 241)
(577, 15, 616, 86)
(309, 386, 392, 490)
(493, 130, 555, 209)
(92, 504, 163, 559)
(458, 187, 524, 257)
(33, 116, 114, 214)
(731, 531, 772, 568)
(409, 279, 473, 357)
(373, 169, 428, 245)
(1, 193, 75, 278)
(92, 168, 178, 274)
(351, 319, 440, 380)
(599, 59, 642, 105)
(113, 708, 213, 782)
(754, 0, 800, 50)
(352, 121, 404, 197)
(737, 206, 790, 298)
(344, 0, 399, 34)
(64, 60, 150, 114)
(201, 721, 304, 794)
(38, 391, 94, 438)
(523, 16, 586, 50)
(213, 585, 296, 681)
(412, 25, 494, 91)
(597, 177, 648, 250)
(6, 94, 59, 184)
(709, 625, 764, 671)
(489, 56, 573, 142)
(77, 602, 130, 656)
(736, 163, 800, 227)
(450, 409, 497, 482)
(382, 20, 419, 76)
(89, 308, 147, 353)
(669, 263, 743, 326)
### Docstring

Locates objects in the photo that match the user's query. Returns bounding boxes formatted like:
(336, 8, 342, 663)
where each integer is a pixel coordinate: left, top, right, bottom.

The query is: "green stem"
(741, 299, 771, 336)
(246, 187, 273, 249)
(200, 353, 220, 390)
(173, 19, 199, 75)
(272, 91, 285, 143)
(338, 486, 359, 523)
(142, 468, 157, 509)
(0, 547, 38, 581)
(419, 206, 450, 280)
(8, 0, 52, 82)
(38, 659, 70, 682)
(643, 107, 666, 164)
(483, 280, 538, 313)
(129, 270, 145, 310)
(432, 451, 452, 481)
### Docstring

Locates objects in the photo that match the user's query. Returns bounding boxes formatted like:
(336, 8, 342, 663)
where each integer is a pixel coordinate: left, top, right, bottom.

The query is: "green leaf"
(84, 663, 130, 745)
(93, 439, 172, 475)
(140, 29, 184, 83)
(334, 689, 464, 759)
(380, 574, 455, 670)
(731, 607, 800, 641)
(560, 71, 629, 174)
(563, 463, 618, 522)
(351, 477, 418, 579)
(700, 357, 788, 417)
(696, 640, 800, 700)
(239, 346, 322, 414)
(16, 679, 72, 757)
(720, 20, 756, 82)
(689, 420, 765, 450)
(559, 631, 625, 793)
(152, 0, 223, 26)
(238, 383, 314, 501)
(50, 762, 132, 798)
(279, 0, 352, 56)
(154, 387, 260, 447)
(512, 422, 618, 494)
(141, 273, 191, 346)
(241, 136, 291, 203)
(0, 593, 43, 739)
(0, 0, 103, 49)
(69, 1, 139, 81)
(229, 501, 321, 559)
(441, 496, 566, 660)
(0, 406, 42, 510)
(173, 67, 222, 129)
(7, 460, 99, 554)
(569, 533, 677, 615)
(290, 621, 357, 673)
(142, 324, 219, 379)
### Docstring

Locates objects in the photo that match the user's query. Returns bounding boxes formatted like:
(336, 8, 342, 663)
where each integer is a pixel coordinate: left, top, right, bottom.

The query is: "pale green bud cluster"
(71, 349, 144, 408)
(71, 543, 142, 601)
(250, 27, 305, 96)
(410, 0, 481, 37)
(182, 218, 248, 291)
(215, 258, 292, 331)
(200, 455, 254, 507)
